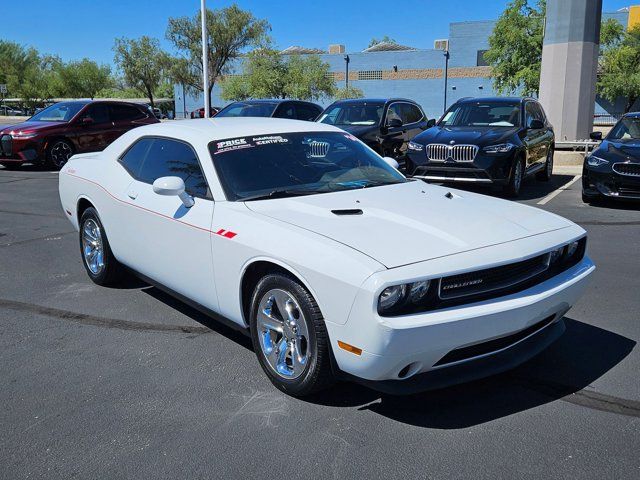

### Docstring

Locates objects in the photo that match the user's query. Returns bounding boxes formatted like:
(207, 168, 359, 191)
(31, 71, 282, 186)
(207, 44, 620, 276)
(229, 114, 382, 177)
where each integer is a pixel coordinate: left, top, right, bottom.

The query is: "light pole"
(443, 49, 450, 114)
(344, 54, 350, 90)
(201, 0, 210, 119)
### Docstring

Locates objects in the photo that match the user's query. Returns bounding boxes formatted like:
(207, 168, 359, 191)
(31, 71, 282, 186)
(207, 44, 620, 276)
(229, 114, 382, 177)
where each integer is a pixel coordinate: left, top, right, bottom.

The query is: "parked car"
(317, 98, 432, 170)
(58, 118, 594, 396)
(406, 97, 555, 197)
(190, 107, 220, 119)
(0, 105, 25, 116)
(215, 99, 322, 121)
(152, 107, 167, 120)
(583, 113, 640, 203)
(0, 100, 158, 169)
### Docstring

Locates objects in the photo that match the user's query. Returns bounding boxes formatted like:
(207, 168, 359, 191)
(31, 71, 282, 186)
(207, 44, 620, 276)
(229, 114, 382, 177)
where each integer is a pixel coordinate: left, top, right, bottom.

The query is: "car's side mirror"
(590, 131, 603, 141)
(387, 118, 403, 128)
(426, 118, 436, 128)
(383, 156, 400, 169)
(152, 176, 194, 208)
(529, 119, 544, 130)
(82, 117, 94, 125)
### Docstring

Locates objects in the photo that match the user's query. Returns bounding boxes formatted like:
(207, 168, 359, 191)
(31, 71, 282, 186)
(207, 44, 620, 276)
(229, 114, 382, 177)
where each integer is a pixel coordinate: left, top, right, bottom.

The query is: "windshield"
(216, 102, 278, 118)
(29, 102, 85, 122)
(439, 102, 521, 127)
(209, 131, 406, 201)
(318, 103, 384, 126)
(608, 116, 640, 141)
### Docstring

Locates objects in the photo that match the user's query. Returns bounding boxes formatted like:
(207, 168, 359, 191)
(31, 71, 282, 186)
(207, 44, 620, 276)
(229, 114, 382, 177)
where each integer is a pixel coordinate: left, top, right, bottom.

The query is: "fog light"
(379, 285, 406, 312)
(409, 280, 430, 303)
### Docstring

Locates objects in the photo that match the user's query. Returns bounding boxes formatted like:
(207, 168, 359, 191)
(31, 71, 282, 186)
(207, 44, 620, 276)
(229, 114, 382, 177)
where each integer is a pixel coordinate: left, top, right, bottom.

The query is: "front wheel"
(503, 156, 525, 198)
(250, 273, 334, 396)
(47, 139, 74, 169)
(79, 207, 124, 286)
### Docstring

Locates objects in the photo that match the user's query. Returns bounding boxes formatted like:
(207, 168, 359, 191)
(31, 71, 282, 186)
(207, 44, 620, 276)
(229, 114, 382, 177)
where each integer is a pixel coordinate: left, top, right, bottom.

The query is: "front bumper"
(583, 164, 640, 200)
(0, 135, 41, 163)
(406, 149, 516, 184)
(327, 254, 594, 389)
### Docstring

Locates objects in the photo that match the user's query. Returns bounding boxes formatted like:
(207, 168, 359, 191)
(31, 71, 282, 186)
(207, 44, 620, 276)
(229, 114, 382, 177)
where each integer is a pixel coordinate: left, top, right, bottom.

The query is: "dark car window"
(525, 102, 544, 128)
(29, 102, 85, 122)
(274, 103, 297, 119)
(401, 103, 424, 124)
(440, 102, 521, 127)
(386, 104, 403, 125)
(318, 103, 384, 126)
(532, 102, 546, 122)
(295, 104, 321, 121)
(111, 104, 146, 121)
(120, 138, 209, 199)
(608, 116, 640, 140)
(81, 104, 110, 124)
(216, 102, 278, 118)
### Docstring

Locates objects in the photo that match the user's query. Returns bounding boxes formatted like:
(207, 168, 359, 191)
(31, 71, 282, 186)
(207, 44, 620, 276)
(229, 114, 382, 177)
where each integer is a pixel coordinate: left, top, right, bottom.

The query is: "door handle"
(127, 190, 138, 200)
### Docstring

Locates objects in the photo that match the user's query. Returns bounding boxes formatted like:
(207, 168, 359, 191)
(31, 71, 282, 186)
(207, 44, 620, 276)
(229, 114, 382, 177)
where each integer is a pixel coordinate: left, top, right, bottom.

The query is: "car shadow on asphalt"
(305, 318, 636, 429)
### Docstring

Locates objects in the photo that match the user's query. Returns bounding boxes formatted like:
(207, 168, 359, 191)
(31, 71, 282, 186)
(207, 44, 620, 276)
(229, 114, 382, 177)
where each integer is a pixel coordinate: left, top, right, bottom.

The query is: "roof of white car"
(133, 117, 341, 143)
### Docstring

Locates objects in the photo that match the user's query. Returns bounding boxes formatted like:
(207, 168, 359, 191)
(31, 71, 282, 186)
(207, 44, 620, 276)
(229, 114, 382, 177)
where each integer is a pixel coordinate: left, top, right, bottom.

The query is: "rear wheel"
(536, 147, 554, 181)
(250, 273, 333, 396)
(503, 156, 525, 197)
(47, 139, 74, 169)
(79, 207, 124, 286)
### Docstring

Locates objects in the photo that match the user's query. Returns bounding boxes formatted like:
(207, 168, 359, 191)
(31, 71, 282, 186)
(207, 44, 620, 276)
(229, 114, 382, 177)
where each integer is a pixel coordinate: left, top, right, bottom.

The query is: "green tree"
(368, 36, 397, 48)
(484, 0, 546, 96)
(598, 25, 640, 112)
(166, 4, 270, 99)
(0, 41, 40, 98)
(333, 85, 365, 100)
(18, 55, 63, 108)
(114, 36, 171, 107)
(219, 49, 334, 101)
(58, 58, 112, 99)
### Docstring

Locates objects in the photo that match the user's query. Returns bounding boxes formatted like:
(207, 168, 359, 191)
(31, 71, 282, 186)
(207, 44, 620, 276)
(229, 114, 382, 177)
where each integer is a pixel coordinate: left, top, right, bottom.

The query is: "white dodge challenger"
(59, 118, 594, 396)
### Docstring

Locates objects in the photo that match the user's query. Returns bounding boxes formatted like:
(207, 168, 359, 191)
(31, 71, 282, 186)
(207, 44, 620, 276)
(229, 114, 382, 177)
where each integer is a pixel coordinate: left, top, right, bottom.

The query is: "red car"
(190, 107, 220, 119)
(0, 100, 158, 169)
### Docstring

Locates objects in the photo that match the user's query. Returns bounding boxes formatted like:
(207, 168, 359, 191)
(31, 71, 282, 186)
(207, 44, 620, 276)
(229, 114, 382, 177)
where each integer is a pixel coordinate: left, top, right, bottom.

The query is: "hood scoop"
(331, 209, 363, 216)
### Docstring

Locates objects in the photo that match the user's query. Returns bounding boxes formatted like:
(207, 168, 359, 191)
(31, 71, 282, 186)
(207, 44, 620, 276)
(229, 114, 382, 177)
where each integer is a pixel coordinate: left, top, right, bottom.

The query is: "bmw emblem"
(449, 140, 456, 145)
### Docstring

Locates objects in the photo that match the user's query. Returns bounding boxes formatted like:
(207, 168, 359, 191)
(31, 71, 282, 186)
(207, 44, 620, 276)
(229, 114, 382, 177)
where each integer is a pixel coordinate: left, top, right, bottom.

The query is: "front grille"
(308, 141, 330, 158)
(439, 254, 551, 300)
(618, 186, 640, 197)
(426, 144, 478, 162)
(613, 163, 640, 177)
(0, 134, 12, 156)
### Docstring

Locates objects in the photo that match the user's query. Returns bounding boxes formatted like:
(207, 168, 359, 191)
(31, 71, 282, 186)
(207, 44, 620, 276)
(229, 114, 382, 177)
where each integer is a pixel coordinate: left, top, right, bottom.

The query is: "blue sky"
(2, 0, 635, 65)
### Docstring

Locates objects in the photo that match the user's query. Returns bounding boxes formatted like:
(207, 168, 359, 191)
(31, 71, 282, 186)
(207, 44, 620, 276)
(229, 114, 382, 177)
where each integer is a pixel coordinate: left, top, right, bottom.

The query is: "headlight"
(378, 285, 407, 312)
(566, 240, 579, 258)
(549, 246, 564, 265)
(10, 131, 37, 139)
(483, 143, 514, 154)
(408, 141, 424, 152)
(409, 280, 430, 303)
(587, 155, 609, 167)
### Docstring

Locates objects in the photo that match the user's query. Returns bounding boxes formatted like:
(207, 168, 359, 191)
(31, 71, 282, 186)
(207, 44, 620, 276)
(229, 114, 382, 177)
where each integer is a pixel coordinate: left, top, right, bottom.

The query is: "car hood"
(595, 140, 640, 162)
(245, 181, 572, 268)
(415, 126, 518, 147)
(0, 120, 64, 134)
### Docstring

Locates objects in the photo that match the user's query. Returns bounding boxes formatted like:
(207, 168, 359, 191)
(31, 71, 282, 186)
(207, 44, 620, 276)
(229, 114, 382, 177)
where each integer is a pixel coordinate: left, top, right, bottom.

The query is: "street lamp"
(201, 0, 210, 119)
(443, 50, 450, 114)
(344, 54, 350, 90)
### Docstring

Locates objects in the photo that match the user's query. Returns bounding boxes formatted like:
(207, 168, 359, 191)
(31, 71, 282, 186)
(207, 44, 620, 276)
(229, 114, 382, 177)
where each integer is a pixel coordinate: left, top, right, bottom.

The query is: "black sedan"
(406, 97, 555, 197)
(215, 99, 322, 121)
(583, 113, 640, 203)
(317, 98, 432, 169)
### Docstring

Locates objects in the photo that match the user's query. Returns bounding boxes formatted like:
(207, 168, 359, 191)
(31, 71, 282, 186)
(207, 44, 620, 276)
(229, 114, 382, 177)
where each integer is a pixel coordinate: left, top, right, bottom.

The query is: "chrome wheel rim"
(257, 289, 310, 379)
(514, 161, 523, 191)
(81, 219, 105, 275)
(51, 142, 72, 168)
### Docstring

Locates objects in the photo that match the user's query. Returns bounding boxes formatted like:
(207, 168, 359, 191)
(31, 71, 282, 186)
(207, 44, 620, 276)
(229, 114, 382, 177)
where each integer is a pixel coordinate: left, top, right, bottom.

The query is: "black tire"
(582, 191, 605, 206)
(46, 139, 74, 169)
(0, 162, 20, 170)
(503, 156, 525, 198)
(536, 147, 554, 181)
(79, 207, 124, 286)
(249, 273, 333, 396)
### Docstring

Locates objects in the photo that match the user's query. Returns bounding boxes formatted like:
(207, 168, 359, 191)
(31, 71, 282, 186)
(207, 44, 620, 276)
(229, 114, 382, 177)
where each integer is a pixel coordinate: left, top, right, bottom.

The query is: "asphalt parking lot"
(1, 164, 639, 479)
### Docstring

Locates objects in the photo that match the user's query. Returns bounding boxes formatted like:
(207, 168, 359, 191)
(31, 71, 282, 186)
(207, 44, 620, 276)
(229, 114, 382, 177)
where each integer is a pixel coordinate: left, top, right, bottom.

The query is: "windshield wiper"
(241, 188, 322, 202)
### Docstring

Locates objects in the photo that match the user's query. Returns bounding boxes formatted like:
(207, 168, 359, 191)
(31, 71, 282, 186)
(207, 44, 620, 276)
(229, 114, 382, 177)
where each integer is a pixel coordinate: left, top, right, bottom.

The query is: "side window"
(119, 138, 154, 178)
(274, 103, 296, 119)
(81, 104, 110, 124)
(111, 104, 146, 122)
(533, 102, 546, 123)
(137, 138, 209, 199)
(525, 102, 537, 128)
(386, 104, 403, 125)
(295, 104, 321, 121)
(401, 103, 424, 124)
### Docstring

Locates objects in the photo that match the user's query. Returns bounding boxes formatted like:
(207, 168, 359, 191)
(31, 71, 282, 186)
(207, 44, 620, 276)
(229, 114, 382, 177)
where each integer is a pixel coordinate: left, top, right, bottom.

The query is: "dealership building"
(174, 5, 640, 121)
